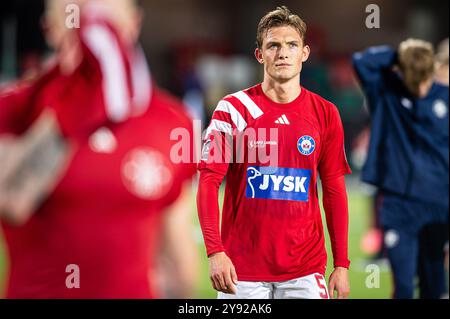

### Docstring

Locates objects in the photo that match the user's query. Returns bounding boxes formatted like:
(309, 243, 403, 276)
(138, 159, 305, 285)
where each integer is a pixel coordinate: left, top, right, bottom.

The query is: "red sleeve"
(197, 104, 235, 256)
(77, 2, 151, 122)
(51, 3, 151, 139)
(0, 73, 55, 136)
(318, 104, 352, 180)
(78, 5, 133, 123)
(0, 87, 28, 135)
(322, 175, 350, 269)
(147, 88, 196, 208)
(197, 166, 226, 256)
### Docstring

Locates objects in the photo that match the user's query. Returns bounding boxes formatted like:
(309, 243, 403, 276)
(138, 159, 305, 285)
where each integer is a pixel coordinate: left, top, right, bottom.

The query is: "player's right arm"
(48, 1, 151, 135)
(77, 2, 149, 124)
(197, 101, 239, 294)
(351, 46, 398, 112)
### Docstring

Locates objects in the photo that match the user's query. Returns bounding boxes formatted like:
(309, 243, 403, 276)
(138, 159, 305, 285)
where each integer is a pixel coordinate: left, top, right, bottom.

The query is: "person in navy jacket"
(352, 39, 449, 299)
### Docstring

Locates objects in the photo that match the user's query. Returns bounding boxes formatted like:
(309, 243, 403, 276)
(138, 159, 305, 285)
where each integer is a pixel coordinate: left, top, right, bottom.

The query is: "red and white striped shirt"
(198, 84, 351, 281)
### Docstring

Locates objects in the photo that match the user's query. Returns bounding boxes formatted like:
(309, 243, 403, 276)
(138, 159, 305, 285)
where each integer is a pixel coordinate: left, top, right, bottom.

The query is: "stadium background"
(0, 0, 448, 298)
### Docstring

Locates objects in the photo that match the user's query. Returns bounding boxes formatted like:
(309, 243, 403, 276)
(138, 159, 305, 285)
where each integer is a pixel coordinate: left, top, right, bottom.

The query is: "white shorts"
(218, 273, 330, 299)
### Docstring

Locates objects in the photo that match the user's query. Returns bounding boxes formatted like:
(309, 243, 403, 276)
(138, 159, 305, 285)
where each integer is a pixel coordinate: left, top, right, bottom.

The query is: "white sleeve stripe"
(216, 100, 247, 132)
(204, 119, 233, 140)
(83, 25, 130, 123)
(130, 46, 152, 116)
(231, 91, 264, 119)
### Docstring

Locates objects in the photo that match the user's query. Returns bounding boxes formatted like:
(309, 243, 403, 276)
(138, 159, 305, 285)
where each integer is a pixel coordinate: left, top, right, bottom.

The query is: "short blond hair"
(256, 6, 307, 49)
(398, 39, 435, 91)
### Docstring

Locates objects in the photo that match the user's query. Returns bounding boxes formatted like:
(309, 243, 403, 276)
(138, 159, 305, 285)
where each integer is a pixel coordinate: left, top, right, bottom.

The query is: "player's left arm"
(321, 175, 350, 299)
(318, 104, 352, 299)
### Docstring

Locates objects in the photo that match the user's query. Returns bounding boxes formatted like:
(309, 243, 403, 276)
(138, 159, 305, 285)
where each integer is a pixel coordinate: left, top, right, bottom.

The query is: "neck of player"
(261, 76, 301, 104)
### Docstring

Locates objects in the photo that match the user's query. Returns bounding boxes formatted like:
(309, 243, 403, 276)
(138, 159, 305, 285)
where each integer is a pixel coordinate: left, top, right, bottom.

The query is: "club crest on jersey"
(121, 148, 173, 200)
(246, 166, 311, 201)
(432, 99, 448, 119)
(297, 136, 316, 156)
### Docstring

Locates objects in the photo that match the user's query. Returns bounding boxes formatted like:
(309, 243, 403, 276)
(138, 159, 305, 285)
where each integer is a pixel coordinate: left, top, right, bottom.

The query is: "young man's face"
(255, 25, 310, 84)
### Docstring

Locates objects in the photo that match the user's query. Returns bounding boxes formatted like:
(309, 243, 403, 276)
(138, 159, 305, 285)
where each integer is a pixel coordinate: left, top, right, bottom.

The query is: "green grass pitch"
(0, 181, 392, 299)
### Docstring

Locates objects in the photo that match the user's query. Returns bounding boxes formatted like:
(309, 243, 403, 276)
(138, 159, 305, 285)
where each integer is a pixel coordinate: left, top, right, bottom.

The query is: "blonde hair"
(256, 6, 307, 49)
(398, 39, 435, 94)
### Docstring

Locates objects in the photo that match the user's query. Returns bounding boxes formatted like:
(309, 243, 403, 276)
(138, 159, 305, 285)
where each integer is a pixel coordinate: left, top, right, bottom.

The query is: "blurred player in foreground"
(353, 39, 449, 299)
(0, 0, 198, 298)
(197, 6, 351, 299)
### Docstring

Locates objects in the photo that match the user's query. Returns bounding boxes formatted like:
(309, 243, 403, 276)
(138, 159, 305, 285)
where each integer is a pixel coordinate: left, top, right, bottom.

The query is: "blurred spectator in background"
(353, 39, 449, 299)
(357, 38, 449, 264)
(434, 37, 449, 298)
(0, 0, 198, 298)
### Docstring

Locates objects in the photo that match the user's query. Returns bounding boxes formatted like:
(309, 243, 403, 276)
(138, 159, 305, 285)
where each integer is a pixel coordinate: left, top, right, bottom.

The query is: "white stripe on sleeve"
(231, 91, 263, 119)
(216, 100, 247, 132)
(83, 25, 130, 123)
(204, 119, 233, 140)
(130, 46, 152, 116)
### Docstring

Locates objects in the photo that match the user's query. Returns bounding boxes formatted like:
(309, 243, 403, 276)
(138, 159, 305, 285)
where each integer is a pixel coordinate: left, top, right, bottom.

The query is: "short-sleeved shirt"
(0, 6, 195, 297)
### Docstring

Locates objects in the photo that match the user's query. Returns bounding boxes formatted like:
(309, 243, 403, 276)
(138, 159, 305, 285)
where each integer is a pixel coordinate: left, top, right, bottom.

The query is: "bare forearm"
(0, 111, 72, 225)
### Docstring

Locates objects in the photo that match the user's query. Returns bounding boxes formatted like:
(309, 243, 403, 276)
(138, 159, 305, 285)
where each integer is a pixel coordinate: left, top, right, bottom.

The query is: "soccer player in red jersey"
(0, 0, 198, 298)
(197, 6, 351, 299)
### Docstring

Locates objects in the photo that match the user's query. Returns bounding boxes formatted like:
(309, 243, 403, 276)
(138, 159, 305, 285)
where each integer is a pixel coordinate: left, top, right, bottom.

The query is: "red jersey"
(1, 86, 194, 298)
(0, 4, 195, 298)
(198, 84, 351, 282)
